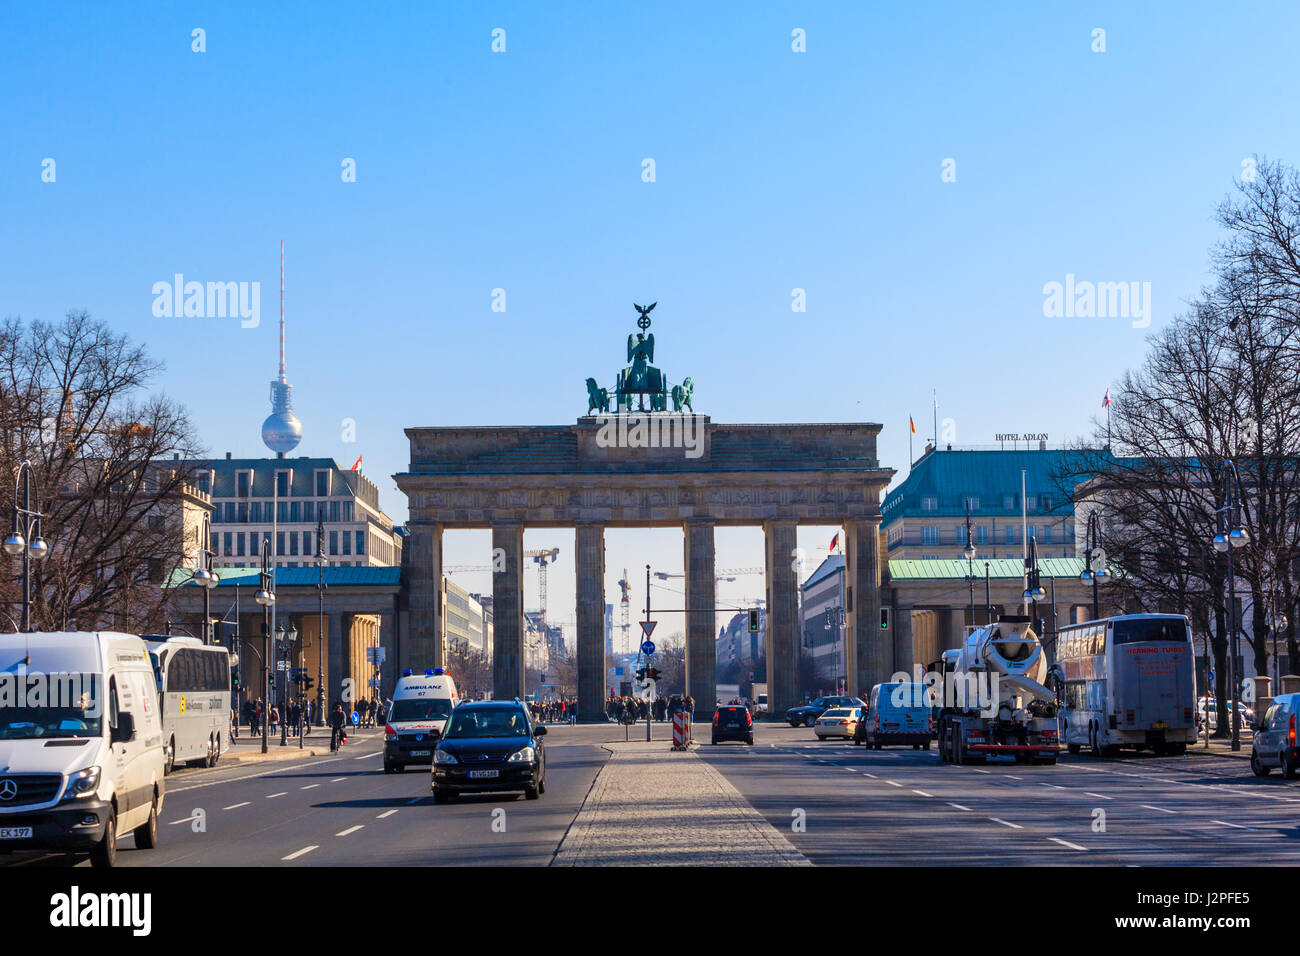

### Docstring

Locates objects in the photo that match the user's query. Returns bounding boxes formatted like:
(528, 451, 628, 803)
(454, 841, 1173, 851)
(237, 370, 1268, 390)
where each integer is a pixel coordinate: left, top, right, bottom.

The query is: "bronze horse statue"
(586, 377, 610, 414)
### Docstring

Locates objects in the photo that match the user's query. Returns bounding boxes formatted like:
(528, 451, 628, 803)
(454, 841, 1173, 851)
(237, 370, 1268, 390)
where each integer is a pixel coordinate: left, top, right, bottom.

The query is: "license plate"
(468, 769, 499, 779)
(726, 723, 738, 728)
(1153, 722, 1169, 729)
(0, 827, 32, 839)
(409, 750, 431, 757)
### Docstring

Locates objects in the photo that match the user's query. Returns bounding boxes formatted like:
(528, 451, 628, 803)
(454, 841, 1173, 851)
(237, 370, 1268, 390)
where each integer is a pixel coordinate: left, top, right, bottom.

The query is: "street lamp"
(1023, 535, 1046, 638)
(255, 537, 275, 755)
(6, 460, 50, 631)
(315, 515, 327, 727)
(964, 497, 977, 625)
(1209, 459, 1249, 752)
(192, 512, 219, 644)
(277, 622, 289, 747)
(1079, 509, 1109, 621)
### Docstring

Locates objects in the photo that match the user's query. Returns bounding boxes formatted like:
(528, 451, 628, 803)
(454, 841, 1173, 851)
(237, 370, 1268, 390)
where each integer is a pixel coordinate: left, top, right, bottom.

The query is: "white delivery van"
(0, 631, 166, 867)
(384, 668, 459, 773)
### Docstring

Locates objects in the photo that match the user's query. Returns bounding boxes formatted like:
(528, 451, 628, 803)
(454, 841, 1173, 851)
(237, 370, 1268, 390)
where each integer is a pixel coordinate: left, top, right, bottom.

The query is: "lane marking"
(282, 845, 318, 861)
(861, 772, 877, 779)
(1049, 837, 1089, 851)
(355, 751, 381, 760)
(1003, 774, 1023, 780)
(912, 789, 933, 797)
(970, 768, 990, 774)
(267, 792, 287, 799)
(330, 777, 347, 782)
(1141, 805, 1178, 814)
(989, 818, 1023, 829)
(336, 825, 365, 837)
(1085, 792, 1112, 801)
(947, 803, 972, 811)
(222, 802, 250, 810)
(169, 815, 199, 826)
(300, 784, 319, 791)
(1212, 819, 1257, 830)
(1041, 783, 1068, 790)
(377, 810, 399, 819)
(885, 780, 903, 787)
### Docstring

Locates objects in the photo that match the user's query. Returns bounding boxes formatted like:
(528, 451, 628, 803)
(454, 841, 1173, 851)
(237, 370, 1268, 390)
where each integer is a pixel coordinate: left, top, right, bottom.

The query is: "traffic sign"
(276, 660, 289, 671)
(640, 640, 656, 655)
(639, 620, 657, 639)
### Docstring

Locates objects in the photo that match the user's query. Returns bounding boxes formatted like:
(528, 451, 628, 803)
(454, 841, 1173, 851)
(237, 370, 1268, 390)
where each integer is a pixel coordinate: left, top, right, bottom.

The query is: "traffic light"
(302, 677, 315, 693)
(231, 672, 240, 692)
(646, 668, 661, 682)
(748, 609, 760, 632)
(268, 673, 275, 688)
(880, 607, 890, 629)
(635, 668, 647, 681)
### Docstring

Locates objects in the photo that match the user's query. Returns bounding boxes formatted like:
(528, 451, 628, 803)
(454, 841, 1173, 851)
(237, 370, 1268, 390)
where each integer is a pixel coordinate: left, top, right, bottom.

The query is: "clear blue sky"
(4, 1, 1297, 650)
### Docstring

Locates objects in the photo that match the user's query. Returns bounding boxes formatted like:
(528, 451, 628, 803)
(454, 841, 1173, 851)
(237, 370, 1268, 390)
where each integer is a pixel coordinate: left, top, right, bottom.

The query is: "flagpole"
(932, 389, 938, 451)
(909, 419, 913, 467)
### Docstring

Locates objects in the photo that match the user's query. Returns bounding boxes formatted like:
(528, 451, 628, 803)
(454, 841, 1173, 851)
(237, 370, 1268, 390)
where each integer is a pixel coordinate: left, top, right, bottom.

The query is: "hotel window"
(315, 470, 331, 497)
(976, 526, 988, 545)
(1024, 496, 1036, 511)
(966, 497, 979, 511)
(276, 532, 285, 556)
(224, 502, 237, 522)
(304, 501, 315, 522)
(921, 526, 940, 546)
(330, 531, 339, 556)
(277, 502, 289, 522)
(249, 501, 260, 523)
(237, 502, 248, 523)
(223, 532, 232, 555)
(276, 470, 291, 498)
(1043, 526, 1054, 545)
(236, 533, 246, 557)
(342, 532, 351, 555)
(356, 531, 365, 555)
(342, 502, 354, 521)
(1005, 527, 1017, 544)
(921, 497, 938, 513)
(1003, 495, 1016, 511)
(290, 502, 300, 522)
(236, 471, 252, 498)
(1040, 495, 1053, 511)
(330, 501, 341, 522)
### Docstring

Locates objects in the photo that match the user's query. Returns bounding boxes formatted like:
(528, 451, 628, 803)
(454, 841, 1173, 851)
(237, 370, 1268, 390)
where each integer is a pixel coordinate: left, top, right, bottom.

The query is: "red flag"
(351, 454, 363, 471)
(909, 416, 916, 434)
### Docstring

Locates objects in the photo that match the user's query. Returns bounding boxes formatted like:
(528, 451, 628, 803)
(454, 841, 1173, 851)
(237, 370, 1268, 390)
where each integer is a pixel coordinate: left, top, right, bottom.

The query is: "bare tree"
(0, 311, 203, 632)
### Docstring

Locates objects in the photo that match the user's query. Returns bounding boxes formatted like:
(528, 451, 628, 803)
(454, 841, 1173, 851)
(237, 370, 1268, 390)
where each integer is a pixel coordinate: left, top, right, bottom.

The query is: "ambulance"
(383, 668, 459, 773)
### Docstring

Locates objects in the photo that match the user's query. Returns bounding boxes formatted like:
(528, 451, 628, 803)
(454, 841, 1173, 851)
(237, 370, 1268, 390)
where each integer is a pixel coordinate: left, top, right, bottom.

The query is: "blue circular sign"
(351, 711, 360, 725)
(641, 640, 656, 655)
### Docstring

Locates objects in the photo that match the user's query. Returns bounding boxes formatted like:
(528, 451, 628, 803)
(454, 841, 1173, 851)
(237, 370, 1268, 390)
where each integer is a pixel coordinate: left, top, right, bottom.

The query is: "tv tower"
(261, 240, 303, 457)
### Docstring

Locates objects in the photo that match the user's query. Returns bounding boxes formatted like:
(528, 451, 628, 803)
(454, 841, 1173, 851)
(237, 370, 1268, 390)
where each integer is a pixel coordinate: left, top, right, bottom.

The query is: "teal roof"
(168, 566, 401, 589)
(887, 557, 1086, 580)
(882, 448, 1108, 525)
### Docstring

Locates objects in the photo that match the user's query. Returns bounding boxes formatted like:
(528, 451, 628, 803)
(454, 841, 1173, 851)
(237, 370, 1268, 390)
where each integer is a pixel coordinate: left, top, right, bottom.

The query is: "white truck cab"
(0, 631, 166, 867)
(384, 668, 459, 773)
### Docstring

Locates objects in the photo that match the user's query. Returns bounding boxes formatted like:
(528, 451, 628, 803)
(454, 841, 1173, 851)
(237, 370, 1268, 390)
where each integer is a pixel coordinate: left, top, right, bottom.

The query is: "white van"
(384, 668, 459, 773)
(0, 631, 166, 867)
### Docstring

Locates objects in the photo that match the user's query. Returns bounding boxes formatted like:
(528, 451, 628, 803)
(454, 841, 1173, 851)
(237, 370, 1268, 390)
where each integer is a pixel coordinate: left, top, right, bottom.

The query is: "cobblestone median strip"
(552, 743, 810, 866)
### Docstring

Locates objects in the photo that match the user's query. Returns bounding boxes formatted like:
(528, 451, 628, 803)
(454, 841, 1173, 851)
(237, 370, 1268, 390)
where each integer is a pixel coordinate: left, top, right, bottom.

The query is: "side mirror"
(112, 712, 136, 744)
(534, 724, 547, 736)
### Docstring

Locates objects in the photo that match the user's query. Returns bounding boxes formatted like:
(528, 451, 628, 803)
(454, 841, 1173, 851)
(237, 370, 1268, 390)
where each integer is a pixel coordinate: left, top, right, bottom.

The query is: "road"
(5, 722, 1299, 866)
(699, 724, 1300, 865)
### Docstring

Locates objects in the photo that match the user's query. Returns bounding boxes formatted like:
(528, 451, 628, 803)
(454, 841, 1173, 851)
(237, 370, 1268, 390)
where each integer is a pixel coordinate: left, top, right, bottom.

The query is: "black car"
(431, 701, 547, 802)
(785, 695, 863, 727)
(712, 704, 754, 745)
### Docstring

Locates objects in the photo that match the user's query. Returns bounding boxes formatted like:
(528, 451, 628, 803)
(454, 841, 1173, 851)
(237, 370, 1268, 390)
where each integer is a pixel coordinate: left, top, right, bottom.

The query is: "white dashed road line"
(282, 846, 318, 861)
(1141, 805, 1178, 814)
(336, 825, 365, 837)
(912, 789, 933, 797)
(377, 810, 399, 819)
(267, 792, 287, 799)
(947, 803, 972, 811)
(222, 802, 250, 810)
(1049, 837, 1089, 851)
(169, 815, 200, 826)
(355, 751, 381, 760)
(330, 777, 347, 782)
(885, 780, 903, 788)
(1212, 820, 1257, 830)
(1085, 792, 1113, 800)
(989, 818, 1023, 829)
(301, 784, 319, 791)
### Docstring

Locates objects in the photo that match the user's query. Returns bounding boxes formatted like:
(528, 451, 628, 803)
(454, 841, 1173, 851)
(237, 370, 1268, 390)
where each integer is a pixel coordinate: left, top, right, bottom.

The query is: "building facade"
(882, 445, 1092, 561)
(189, 455, 403, 570)
(800, 555, 847, 689)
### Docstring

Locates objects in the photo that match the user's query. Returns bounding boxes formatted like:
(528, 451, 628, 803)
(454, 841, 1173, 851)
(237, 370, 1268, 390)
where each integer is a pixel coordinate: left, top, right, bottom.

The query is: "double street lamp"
(963, 497, 976, 625)
(1023, 534, 1047, 635)
(5, 460, 50, 631)
(315, 515, 327, 727)
(255, 538, 276, 755)
(1079, 509, 1109, 621)
(191, 512, 219, 644)
(276, 621, 298, 747)
(1209, 459, 1249, 752)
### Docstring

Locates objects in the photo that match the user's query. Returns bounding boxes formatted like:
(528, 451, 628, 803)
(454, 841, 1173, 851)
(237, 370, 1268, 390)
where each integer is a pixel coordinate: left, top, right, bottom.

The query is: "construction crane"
(617, 568, 631, 656)
(446, 548, 561, 637)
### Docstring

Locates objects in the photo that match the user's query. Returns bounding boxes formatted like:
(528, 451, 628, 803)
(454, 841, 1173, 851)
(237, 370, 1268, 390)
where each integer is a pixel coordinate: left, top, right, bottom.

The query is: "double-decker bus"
(144, 636, 231, 774)
(1055, 613, 1196, 756)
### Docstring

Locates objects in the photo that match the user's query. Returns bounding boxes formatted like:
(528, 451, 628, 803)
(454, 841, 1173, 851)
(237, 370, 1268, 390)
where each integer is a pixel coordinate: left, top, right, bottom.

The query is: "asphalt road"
(8, 720, 1298, 866)
(4, 727, 610, 867)
(699, 723, 1300, 865)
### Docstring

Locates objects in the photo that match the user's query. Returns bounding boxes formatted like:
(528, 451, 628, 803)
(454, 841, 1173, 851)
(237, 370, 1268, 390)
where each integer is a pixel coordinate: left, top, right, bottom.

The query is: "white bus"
(144, 636, 231, 774)
(1055, 613, 1197, 757)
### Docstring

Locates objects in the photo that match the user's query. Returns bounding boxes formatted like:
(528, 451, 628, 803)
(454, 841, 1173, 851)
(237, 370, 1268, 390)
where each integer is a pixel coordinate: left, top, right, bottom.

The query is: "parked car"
(814, 706, 861, 740)
(1251, 693, 1300, 778)
(712, 704, 754, 744)
(786, 695, 863, 727)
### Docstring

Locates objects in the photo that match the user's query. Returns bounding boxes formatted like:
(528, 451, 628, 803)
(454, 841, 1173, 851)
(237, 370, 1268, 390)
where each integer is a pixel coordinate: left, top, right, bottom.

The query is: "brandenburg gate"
(394, 305, 894, 719)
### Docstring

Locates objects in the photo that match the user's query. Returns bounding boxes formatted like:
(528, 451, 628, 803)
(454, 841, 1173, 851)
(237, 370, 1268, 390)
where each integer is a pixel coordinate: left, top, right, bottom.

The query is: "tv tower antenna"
(261, 239, 303, 456)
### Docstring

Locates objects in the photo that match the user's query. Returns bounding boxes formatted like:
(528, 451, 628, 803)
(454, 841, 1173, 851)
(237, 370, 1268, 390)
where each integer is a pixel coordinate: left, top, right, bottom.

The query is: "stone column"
(763, 519, 799, 716)
(378, 610, 397, 696)
(492, 523, 525, 701)
(845, 518, 884, 695)
(406, 523, 444, 670)
(894, 604, 915, 679)
(327, 612, 346, 709)
(684, 519, 716, 717)
(575, 523, 606, 722)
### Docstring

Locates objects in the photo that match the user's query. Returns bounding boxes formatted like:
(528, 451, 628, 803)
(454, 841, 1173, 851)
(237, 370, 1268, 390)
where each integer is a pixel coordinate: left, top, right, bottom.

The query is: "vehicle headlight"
(62, 766, 102, 800)
(507, 746, 536, 763)
(433, 749, 458, 765)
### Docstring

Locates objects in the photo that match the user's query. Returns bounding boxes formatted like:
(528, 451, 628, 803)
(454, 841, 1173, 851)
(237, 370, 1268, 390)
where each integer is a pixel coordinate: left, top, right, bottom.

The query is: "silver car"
(1251, 693, 1300, 778)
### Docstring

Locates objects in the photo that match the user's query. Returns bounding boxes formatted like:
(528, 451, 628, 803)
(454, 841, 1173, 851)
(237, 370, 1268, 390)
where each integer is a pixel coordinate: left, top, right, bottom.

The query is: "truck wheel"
(133, 796, 159, 849)
(1067, 744, 1080, 755)
(90, 809, 117, 868)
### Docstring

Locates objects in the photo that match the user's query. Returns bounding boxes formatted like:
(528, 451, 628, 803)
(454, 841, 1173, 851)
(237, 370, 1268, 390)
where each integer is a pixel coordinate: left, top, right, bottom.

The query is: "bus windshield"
(1112, 618, 1189, 645)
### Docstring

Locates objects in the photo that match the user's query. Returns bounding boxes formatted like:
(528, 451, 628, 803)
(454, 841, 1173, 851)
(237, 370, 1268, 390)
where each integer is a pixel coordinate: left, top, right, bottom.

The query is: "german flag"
(909, 416, 916, 434)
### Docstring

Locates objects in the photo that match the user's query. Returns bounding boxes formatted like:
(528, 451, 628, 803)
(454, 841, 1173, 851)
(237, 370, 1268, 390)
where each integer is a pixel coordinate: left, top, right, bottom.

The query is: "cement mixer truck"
(933, 615, 1060, 765)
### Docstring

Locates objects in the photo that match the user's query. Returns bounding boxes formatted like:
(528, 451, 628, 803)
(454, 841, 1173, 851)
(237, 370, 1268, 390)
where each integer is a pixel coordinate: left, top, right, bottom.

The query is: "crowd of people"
(527, 697, 579, 724)
(605, 694, 696, 723)
(232, 694, 391, 739)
